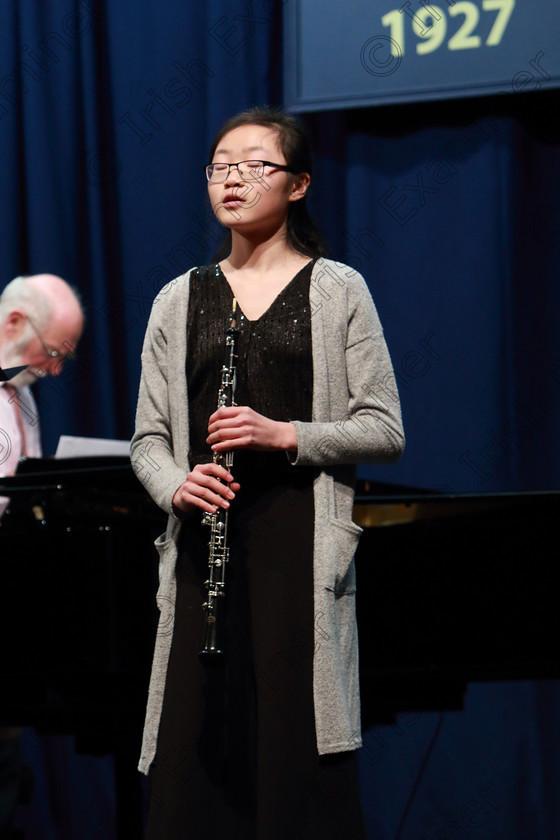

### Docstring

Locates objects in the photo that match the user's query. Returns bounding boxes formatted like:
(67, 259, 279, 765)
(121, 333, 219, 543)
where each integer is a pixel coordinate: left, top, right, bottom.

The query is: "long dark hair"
(208, 106, 328, 260)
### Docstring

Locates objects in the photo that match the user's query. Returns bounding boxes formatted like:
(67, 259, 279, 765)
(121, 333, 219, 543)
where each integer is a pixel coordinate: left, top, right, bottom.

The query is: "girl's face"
(207, 123, 309, 233)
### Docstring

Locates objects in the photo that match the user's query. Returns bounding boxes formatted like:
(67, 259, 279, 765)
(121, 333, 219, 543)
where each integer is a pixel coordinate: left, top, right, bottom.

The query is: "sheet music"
(55, 435, 131, 458)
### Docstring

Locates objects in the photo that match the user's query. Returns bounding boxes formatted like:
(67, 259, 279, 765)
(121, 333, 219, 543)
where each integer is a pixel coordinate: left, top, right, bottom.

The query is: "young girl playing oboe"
(132, 106, 404, 840)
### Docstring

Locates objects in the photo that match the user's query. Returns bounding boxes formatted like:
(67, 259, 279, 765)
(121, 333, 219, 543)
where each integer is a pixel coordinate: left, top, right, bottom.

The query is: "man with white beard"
(0, 273, 84, 836)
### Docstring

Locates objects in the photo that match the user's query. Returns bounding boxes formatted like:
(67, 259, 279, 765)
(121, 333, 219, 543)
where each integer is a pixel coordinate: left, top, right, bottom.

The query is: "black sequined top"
(186, 261, 315, 482)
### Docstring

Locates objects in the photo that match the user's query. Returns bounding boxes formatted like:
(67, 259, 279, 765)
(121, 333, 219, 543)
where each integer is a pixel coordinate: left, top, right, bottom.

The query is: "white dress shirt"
(0, 381, 42, 516)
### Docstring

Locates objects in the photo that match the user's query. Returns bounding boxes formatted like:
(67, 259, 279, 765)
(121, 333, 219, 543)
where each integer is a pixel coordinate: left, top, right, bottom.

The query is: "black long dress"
(145, 262, 367, 840)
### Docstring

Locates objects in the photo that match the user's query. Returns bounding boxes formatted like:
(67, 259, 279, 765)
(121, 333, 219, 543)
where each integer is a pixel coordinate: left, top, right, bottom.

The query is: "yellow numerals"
(381, 0, 515, 57)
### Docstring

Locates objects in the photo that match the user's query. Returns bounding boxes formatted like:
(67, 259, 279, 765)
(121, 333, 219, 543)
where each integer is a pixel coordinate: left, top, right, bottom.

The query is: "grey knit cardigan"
(131, 258, 405, 774)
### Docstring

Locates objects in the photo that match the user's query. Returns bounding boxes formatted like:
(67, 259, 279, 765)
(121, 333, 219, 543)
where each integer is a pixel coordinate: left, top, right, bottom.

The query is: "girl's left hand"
(207, 405, 297, 453)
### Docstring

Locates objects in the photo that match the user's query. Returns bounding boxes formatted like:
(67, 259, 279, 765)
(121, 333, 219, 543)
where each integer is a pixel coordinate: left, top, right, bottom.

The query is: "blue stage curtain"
(0, 0, 276, 445)
(303, 99, 560, 493)
(1, 2, 560, 839)
(358, 681, 560, 840)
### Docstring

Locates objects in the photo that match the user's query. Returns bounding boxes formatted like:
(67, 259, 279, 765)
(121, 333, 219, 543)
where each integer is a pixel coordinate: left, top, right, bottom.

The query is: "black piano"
(0, 457, 166, 839)
(353, 480, 560, 728)
(1, 464, 559, 836)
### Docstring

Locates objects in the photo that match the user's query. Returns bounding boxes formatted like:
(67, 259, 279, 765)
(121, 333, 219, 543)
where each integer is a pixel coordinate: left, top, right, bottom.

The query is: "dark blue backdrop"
(2, 1, 560, 838)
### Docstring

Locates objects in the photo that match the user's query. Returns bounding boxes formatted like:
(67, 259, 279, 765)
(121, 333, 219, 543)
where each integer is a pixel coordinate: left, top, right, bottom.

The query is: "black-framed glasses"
(25, 314, 76, 361)
(205, 160, 297, 183)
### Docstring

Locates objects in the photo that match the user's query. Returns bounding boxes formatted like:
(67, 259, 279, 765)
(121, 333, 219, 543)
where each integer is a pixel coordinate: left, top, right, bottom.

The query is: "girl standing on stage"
(132, 106, 404, 840)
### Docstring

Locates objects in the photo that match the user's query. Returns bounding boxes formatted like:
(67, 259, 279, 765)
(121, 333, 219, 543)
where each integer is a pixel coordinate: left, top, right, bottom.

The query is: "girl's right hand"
(172, 462, 240, 515)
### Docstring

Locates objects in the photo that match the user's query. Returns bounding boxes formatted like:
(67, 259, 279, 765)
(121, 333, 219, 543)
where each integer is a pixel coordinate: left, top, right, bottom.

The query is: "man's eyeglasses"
(205, 160, 297, 183)
(26, 314, 76, 361)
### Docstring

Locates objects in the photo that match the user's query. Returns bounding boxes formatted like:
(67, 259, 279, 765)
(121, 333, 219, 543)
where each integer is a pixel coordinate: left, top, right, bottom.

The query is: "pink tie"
(3, 384, 28, 457)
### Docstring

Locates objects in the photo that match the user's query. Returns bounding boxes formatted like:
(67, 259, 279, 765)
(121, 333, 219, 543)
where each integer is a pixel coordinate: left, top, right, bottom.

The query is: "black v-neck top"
(186, 261, 315, 478)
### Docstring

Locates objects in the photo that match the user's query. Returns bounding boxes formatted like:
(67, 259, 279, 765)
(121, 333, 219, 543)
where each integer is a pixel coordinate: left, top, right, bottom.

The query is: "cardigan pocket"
(324, 516, 362, 595)
(153, 516, 182, 584)
(154, 531, 174, 583)
(153, 531, 177, 639)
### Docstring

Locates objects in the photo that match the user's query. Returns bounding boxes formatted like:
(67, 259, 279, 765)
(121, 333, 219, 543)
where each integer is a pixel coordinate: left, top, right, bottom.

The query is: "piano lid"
(353, 479, 560, 527)
(0, 455, 134, 492)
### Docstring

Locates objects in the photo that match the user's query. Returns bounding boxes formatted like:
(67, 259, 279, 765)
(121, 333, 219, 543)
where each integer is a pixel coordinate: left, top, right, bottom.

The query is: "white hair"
(0, 275, 54, 329)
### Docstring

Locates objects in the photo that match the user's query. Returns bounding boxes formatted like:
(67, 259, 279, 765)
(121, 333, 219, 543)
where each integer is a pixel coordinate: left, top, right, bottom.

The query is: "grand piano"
(0, 456, 164, 838)
(1, 460, 559, 836)
(353, 480, 560, 728)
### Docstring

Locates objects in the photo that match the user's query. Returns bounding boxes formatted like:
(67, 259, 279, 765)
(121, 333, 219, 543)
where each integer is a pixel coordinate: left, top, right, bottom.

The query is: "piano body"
(353, 481, 560, 727)
(0, 457, 165, 838)
(1, 462, 558, 836)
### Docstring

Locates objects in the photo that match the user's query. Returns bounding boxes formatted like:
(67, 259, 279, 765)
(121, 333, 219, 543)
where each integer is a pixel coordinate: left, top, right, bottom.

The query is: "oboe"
(199, 299, 239, 663)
